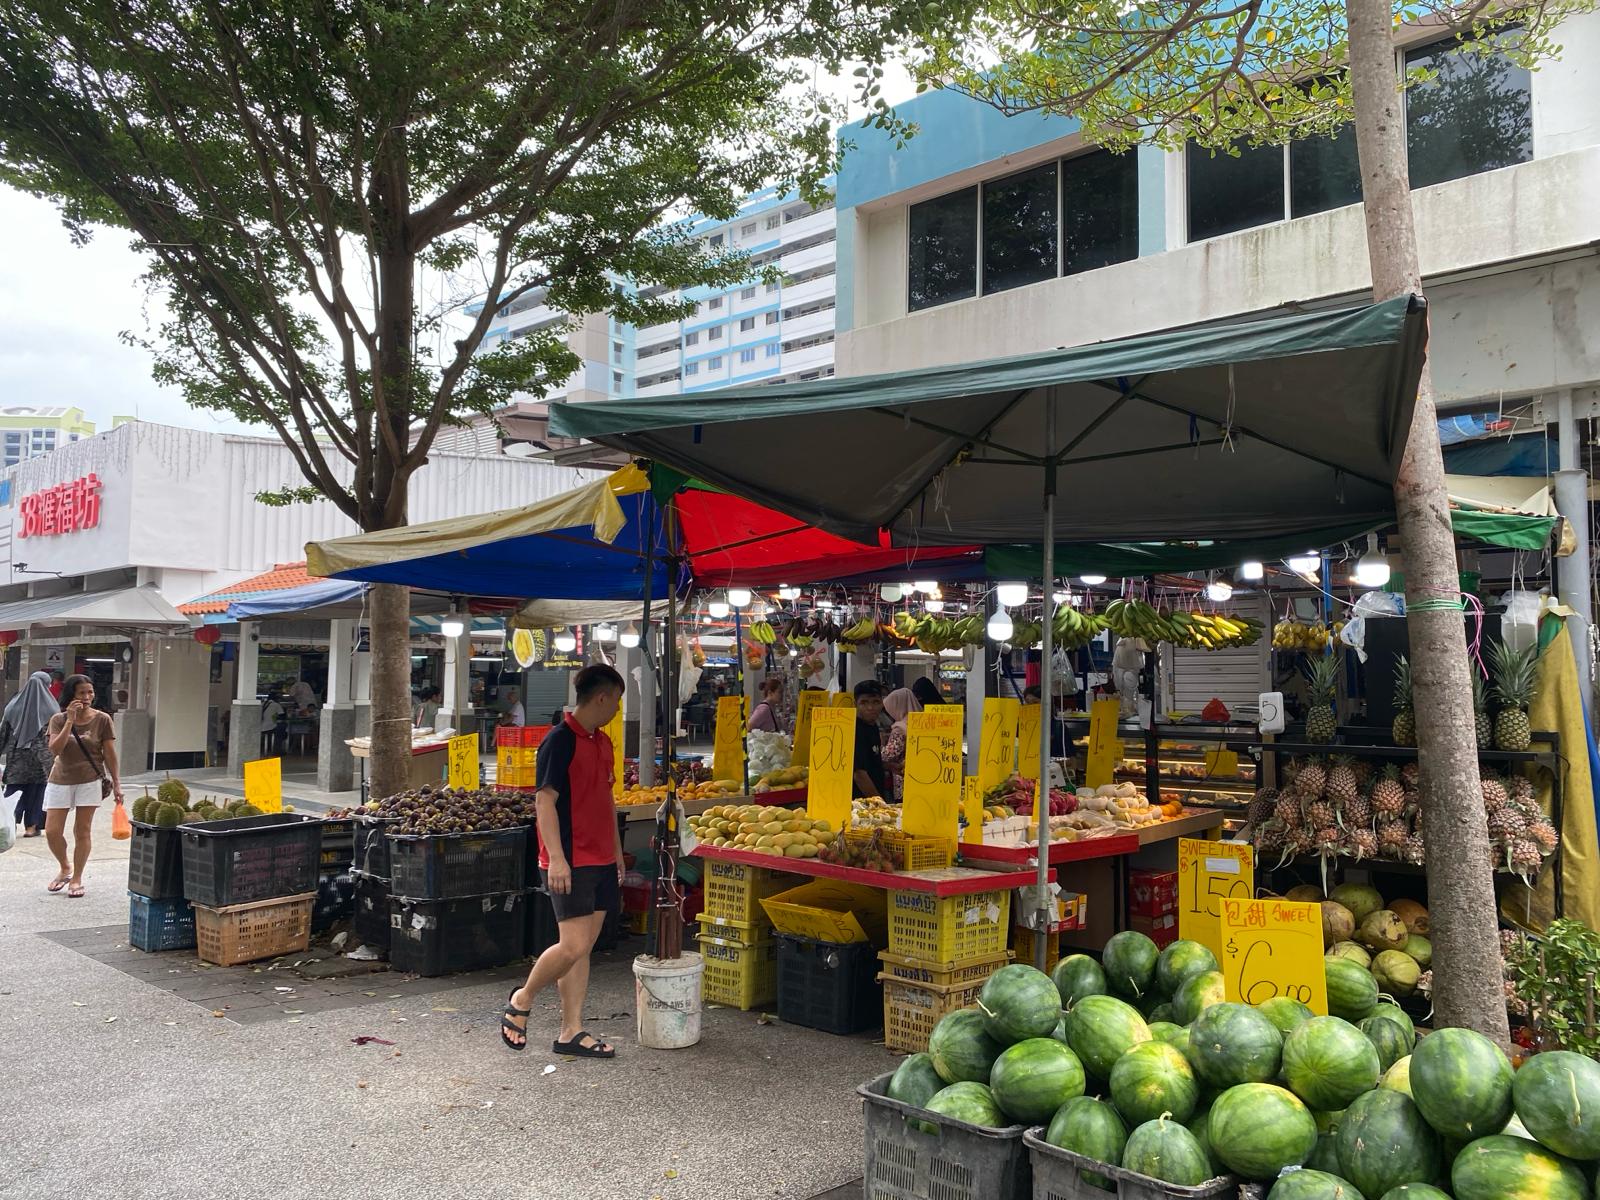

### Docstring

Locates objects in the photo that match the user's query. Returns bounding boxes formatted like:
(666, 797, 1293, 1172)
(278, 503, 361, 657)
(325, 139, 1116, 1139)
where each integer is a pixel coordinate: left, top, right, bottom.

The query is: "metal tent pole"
(638, 494, 658, 788)
(653, 497, 683, 961)
(1035, 392, 1057, 968)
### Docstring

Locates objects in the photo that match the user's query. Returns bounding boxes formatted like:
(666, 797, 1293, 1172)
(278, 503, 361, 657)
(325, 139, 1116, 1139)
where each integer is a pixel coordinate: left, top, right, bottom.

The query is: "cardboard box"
(1129, 868, 1178, 917)
(1129, 911, 1178, 948)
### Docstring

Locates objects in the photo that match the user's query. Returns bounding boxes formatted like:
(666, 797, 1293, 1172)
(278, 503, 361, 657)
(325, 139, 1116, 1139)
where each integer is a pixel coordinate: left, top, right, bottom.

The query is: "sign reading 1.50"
(1176, 837, 1253, 955)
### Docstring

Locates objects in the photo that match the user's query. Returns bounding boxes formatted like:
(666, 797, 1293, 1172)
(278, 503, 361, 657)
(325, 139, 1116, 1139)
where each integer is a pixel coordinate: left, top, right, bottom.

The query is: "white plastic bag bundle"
(747, 729, 792, 775)
(1500, 589, 1545, 654)
(0, 797, 15, 854)
(1340, 590, 1405, 662)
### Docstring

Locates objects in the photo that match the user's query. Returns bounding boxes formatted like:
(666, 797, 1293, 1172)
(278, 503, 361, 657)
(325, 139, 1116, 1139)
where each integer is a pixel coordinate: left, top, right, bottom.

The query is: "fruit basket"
(127, 821, 185, 900)
(387, 826, 528, 900)
(127, 892, 196, 952)
(179, 813, 322, 907)
(696, 923, 777, 1010)
(702, 858, 793, 925)
(879, 971, 994, 1054)
(1023, 1129, 1245, 1200)
(388, 890, 527, 977)
(193, 892, 315, 966)
(859, 1073, 1030, 1200)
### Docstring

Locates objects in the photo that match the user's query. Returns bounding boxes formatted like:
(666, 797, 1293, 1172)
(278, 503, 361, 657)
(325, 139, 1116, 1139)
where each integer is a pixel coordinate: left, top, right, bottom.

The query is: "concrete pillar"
(228, 622, 262, 777)
(438, 623, 473, 733)
(1555, 390, 1593, 686)
(318, 619, 359, 792)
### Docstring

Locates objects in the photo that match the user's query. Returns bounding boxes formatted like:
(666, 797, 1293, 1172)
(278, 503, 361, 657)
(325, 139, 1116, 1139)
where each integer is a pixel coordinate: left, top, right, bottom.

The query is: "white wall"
(149, 637, 210, 755)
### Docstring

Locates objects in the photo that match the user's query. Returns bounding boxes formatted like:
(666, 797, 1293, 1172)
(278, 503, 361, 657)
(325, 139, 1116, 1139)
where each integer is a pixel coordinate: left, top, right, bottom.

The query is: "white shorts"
(44, 781, 103, 810)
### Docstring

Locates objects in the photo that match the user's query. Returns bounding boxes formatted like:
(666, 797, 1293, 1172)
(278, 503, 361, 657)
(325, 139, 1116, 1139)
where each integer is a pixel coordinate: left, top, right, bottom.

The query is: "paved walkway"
(1, 805, 883, 1200)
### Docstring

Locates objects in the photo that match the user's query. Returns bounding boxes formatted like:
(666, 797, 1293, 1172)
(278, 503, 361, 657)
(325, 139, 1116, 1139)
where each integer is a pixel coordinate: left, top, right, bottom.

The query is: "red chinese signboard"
(18, 473, 103, 538)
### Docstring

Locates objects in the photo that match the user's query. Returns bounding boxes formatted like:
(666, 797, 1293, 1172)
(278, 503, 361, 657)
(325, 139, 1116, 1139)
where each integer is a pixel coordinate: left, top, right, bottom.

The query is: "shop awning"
(0, 585, 191, 632)
(548, 296, 1428, 548)
(1446, 474, 1562, 552)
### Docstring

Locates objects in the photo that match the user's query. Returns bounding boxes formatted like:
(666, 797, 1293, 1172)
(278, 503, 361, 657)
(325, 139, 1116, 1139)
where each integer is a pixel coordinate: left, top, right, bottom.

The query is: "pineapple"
(1529, 816, 1559, 853)
(1509, 773, 1536, 803)
(1488, 638, 1539, 752)
(1304, 654, 1339, 743)
(1246, 789, 1277, 829)
(1351, 827, 1378, 860)
(1391, 656, 1416, 746)
(1294, 760, 1327, 801)
(1510, 837, 1543, 876)
(1400, 762, 1419, 790)
(1471, 671, 1492, 749)
(1306, 800, 1335, 830)
(1340, 789, 1373, 830)
(1372, 766, 1406, 820)
(1324, 757, 1359, 807)
(1273, 792, 1305, 829)
(1480, 775, 1509, 814)
(1315, 825, 1341, 853)
(1378, 819, 1408, 858)
(1404, 830, 1427, 865)
(1487, 803, 1526, 842)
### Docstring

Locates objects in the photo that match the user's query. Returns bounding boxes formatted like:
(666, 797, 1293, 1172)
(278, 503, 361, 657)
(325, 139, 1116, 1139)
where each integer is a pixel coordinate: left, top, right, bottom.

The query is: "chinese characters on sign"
(18, 474, 103, 538)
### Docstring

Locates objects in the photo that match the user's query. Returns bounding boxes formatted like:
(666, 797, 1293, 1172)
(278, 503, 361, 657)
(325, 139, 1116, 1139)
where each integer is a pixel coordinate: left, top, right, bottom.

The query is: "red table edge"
(957, 832, 1141, 866)
(689, 844, 1036, 896)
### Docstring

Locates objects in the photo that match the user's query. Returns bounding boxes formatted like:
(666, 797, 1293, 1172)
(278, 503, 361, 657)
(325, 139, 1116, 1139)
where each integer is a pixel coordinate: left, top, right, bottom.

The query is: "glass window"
(685, 361, 699, 376)
(739, 317, 755, 332)
(765, 312, 779, 325)
(1406, 34, 1532, 189)
(908, 186, 978, 311)
(612, 341, 623, 362)
(1187, 141, 1285, 241)
(982, 162, 1058, 295)
(740, 286, 756, 300)
(767, 281, 779, 294)
(766, 214, 781, 230)
(741, 223, 757, 237)
(709, 356, 723, 370)
(766, 343, 781, 358)
(708, 326, 723, 341)
(709, 233, 724, 248)
(1061, 150, 1139, 275)
(739, 348, 757, 364)
(1290, 124, 1363, 216)
(709, 296, 722, 309)
(684, 331, 698, 346)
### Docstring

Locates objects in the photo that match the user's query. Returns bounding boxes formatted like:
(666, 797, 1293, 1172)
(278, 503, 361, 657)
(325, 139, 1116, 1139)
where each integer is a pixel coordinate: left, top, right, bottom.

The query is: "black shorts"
(542, 864, 620, 923)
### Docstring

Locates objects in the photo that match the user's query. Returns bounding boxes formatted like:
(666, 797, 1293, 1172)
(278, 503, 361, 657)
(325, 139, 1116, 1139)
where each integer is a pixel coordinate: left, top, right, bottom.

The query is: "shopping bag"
(0, 798, 15, 853)
(111, 799, 132, 841)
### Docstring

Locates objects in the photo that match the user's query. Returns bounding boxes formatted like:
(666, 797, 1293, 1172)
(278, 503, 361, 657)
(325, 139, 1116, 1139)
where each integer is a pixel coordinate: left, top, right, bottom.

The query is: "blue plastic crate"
(128, 892, 197, 952)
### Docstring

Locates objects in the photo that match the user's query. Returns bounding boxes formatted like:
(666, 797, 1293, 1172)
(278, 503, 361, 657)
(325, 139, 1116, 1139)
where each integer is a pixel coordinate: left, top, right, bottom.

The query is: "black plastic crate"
(388, 890, 527, 977)
(860, 1073, 1030, 1200)
(388, 826, 527, 900)
(310, 870, 356, 934)
(319, 817, 355, 871)
(351, 870, 391, 954)
(127, 822, 185, 900)
(352, 815, 399, 878)
(128, 892, 196, 952)
(776, 934, 882, 1035)
(526, 887, 559, 957)
(180, 813, 322, 908)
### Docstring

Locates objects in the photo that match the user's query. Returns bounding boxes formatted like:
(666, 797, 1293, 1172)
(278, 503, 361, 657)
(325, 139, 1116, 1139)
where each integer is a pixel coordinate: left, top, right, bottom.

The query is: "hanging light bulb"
(619, 624, 641, 649)
(913, 580, 938, 594)
(1080, 574, 1107, 586)
(987, 608, 1014, 642)
(1052, 590, 1069, 605)
(1205, 578, 1234, 603)
(440, 616, 465, 639)
(1287, 552, 1321, 576)
(778, 585, 800, 601)
(707, 598, 730, 619)
(594, 623, 617, 643)
(552, 630, 577, 653)
(880, 584, 903, 603)
(996, 581, 1029, 607)
(1354, 534, 1391, 588)
(925, 599, 945, 613)
(727, 587, 752, 609)
(816, 597, 834, 610)
(1239, 560, 1265, 582)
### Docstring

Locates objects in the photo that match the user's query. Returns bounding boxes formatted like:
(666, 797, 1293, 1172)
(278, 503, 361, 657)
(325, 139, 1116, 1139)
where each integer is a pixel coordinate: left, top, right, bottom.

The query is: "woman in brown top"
(43, 673, 122, 898)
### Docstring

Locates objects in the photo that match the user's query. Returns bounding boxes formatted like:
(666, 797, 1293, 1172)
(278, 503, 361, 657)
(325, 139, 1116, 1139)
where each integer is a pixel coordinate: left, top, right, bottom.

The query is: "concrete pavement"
(0, 805, 884, 1200)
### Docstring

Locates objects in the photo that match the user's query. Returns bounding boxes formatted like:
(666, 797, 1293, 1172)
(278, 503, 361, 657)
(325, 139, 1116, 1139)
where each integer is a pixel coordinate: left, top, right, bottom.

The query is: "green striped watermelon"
(1282, 1016, 1382, 1111)
(1258, 995, 1315, 1035)
(1305, 1130, 1342, 1174)
(1148, 1020, 1185, 1044)
(1451, 1133, 1593, 1200)
(1187, 1002, 1284, 1088)
(1147, 1002, 1177, 1024)
(1063, 994, 1153, 1081)
(928, 1008, 1005, 1085)
(1172, 969, 1226, 1025)
(923, 1081, 1008, 1130)
(1334, 1087, 1444, 1199)
(1110, 1040, 1200, 1126)
(989, 1037, 1086, 1124)
(1370, 1001, 1416, 1049)
(1377, 1186, 1451, 1200)
(1045, 1096, 1127, 1190)
(1052, 954, 1108, 1007)
(1207, 1083, 1318, 1179)
(1410, 1027, 1514, 1140)
(888, 1053, 946, 1108)
(1156, 939, 1219, 996)
(1103, 930, 1160, 999)
(1186, 1102, 1221, 1176)
(1324, 957, 1379, 1022)
(1121, 1116, 1213, 1186)
(1361, 1014, 1412, 1073)
(1267, 1170, 1364, 1199)
(1513, 1050, 1600, 1161)
(978, 964, 1064, 1044)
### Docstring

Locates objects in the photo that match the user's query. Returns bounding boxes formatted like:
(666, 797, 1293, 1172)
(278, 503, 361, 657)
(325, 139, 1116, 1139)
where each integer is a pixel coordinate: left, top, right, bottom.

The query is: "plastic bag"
(0, 797, 14, 853)
(111, 799, 132, 841)
(1339, 590, 1406, 662)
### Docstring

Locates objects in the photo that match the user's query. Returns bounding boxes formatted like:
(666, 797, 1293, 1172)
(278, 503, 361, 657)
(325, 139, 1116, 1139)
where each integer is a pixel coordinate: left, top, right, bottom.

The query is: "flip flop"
(47, 872, 70, 893)
(67, 882, 86, 899)
(500, 987, 531, 1052)
(553, 1030, 615, 1059)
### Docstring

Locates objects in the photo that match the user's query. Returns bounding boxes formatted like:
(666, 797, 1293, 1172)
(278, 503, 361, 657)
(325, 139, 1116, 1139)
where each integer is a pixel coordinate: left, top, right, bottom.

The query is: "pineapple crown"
(1488, 638, 1539, 709)
(1303, 653, 1339, 704)
(1470, 669, 1488, 711)
(1392, 655, 1413, 708)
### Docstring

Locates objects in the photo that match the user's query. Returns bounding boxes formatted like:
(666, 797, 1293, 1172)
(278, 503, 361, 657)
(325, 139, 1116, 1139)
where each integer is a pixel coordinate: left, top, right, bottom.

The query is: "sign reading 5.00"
(1220, 896, 1329, 1014)
(1177, 837, 1254, 955)
(901, 708, 962, 841)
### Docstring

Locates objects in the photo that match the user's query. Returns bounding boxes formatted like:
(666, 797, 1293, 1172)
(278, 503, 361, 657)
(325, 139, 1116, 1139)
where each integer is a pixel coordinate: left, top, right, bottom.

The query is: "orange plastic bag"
(111, 799, 132, 840)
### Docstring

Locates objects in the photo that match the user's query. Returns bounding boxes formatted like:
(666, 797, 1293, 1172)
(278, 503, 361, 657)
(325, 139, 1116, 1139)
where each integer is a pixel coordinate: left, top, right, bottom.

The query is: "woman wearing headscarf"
(878, 688, 921, 801)
(910, 676, 943, 710)
(0, 671, 59, 838)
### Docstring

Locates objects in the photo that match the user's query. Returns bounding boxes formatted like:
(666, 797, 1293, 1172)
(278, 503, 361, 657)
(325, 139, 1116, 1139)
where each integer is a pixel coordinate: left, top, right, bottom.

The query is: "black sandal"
(500, 987, 530, 1052)
(553, 1030, 615, 1059)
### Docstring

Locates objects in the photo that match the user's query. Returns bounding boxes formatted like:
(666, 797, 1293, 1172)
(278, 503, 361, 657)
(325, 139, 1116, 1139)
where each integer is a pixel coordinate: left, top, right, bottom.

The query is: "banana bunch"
(1102, 599, 1263, 650)
(750, 619, 777, 645)
(837, 615, 878, 654)
(893, 611, 985, 653)
(1271, 620, 1342, 651)
(1052, 604, 1107, 650)
(1009, 620, 1043, 648)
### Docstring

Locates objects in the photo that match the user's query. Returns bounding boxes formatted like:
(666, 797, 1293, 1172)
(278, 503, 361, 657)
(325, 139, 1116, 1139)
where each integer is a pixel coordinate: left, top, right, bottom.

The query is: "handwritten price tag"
(1220, 897, 1328, 1013)
(902, 708, 962, 841)
(1177, 837, 1254, 955)
(962, 776, 984, 844)
(711, 695, 747, 783)
(1204, 747, 1241, 776)
(243, 757, 282, 814)
(1017, 703, 1043, 779)
(448, 733, 481, 790)
(1085, 696, 1121, 789)
(807, 706, 855, 833)
(791, 689, 827, 761)
(979, 697, 1019, 789)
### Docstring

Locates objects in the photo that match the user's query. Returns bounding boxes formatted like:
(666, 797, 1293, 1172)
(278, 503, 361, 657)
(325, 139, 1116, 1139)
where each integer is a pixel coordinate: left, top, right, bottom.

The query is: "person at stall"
(879, 687, 920, 800)
(747, 678, 786, 734)
(289, 678, 317, 712)
(43, 674, 121, 898)
(911, 676, 943, 710)
(0, 670, 58, 838)
(852, 679, 888, 799)
(501, 664, 626, 1059)
(47, 670, 64, 701)
(414, 687, 442, 730)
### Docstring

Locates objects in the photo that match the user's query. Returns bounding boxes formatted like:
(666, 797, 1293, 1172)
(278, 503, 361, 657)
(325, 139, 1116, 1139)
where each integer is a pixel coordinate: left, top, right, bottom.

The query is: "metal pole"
(638, 495, 658, 788)
(1035, 392, 1057, 968)
(653, 498, 683, 961)
(1555, 390, 1592, 685)
(733, 603, 749, 794)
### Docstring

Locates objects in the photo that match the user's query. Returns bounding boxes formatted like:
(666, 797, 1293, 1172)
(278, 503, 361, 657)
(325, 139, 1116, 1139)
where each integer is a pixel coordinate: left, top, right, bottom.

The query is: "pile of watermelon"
(884, 928, 1600, 1199)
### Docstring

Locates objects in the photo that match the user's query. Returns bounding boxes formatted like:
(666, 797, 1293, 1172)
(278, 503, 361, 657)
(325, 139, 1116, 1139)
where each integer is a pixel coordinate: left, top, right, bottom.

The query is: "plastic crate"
(127, 892, 196, 951)
(179, 813, 323, 908)
(127, 822, 185, 900)
(844, 829, 957, 872)
(776, 934, 882, 1035)
(388, 890, 527, 977)
(310, 870, 356, 934)
(880, 971, 996, 1054)
(319, 817, 355, 870)
(193, 892, 315, 966)
(697, 927, 777, 1010)
(351, 870, 391, 954)
(702, 858, 794, 925)
(878, 948, 1012, 987)
(1024, 1128, 1243, 1199)
(495, 746, 521, 788)
(352, 815, 399, 878)
(526, 887, 559, 957)
(496, 724, 552, 748)
(1011, 925, 1061, 976)
(860, 1072, 1030, 1200)
(387, 826, 527, 900)
(886, 887, 1011, 966)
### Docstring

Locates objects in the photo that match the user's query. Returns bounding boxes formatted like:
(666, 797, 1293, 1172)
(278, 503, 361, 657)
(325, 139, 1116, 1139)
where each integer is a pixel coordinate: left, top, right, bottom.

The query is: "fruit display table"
(691, 843, 1034, 896)
(347, 739, 448, 799)
(618, 790, 808, 825)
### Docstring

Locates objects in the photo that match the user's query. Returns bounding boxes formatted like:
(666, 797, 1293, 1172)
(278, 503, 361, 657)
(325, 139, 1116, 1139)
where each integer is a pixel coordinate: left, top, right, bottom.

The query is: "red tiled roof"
(178, 562, 315, 615)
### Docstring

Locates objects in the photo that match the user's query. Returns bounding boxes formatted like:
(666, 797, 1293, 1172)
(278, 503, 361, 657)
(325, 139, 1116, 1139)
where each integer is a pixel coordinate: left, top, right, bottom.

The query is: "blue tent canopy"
(225, 578, 366, 620)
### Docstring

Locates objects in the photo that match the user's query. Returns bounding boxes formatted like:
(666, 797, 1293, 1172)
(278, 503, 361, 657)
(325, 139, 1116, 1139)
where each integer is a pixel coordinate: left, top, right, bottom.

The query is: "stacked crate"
(694, 859, 790, 1009)
(179, 813, 322, 965)
(877, 885, 1013, 1053)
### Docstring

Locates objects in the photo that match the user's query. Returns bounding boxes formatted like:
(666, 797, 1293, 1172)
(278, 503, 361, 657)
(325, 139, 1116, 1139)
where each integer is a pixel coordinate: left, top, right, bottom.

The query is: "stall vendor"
(852, 680, 888, 799)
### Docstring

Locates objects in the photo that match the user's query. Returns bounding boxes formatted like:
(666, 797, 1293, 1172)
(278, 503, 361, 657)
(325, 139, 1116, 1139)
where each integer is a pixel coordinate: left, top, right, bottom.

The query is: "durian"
(152, 802, 184, 828)
(155, 777, 190, 808)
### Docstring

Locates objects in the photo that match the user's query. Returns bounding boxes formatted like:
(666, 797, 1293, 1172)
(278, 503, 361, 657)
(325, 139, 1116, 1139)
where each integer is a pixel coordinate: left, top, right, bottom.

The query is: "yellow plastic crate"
(877, 948, 1012, 987)
(1011, 925, 1061, 975)
(880, 973, 991, 1054)
(843, 829, 956, 872)
(886, 887, 1010, 966)
(495, 747, 520, 788)
(697, 929, 777, 1010)
(761, 879, 887, 945)
(702, 859, 794, 925)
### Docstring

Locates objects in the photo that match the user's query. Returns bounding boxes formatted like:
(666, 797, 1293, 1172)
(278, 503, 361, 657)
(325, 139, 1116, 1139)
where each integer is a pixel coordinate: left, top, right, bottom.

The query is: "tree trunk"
(367, 581, 413, 800)
(1346, 0, 1510, 1048)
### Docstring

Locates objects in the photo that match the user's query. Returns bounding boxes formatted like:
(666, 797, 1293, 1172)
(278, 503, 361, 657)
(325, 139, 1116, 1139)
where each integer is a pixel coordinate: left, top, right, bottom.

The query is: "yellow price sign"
(448, 733, 480, 790)
(791, 689, 827, 761)
(1178, 837, 1254, 955)
(1085, 696, 1122, 789)
(901, 708, 963, 841)
(712, 695, 747, 783)
(807, 706, 855, 833)
(1204, 747, 1241, 776)
(978, 697, 1020, 789)
(1220, 896, 1329, 1014)
(1017, 703, 1042, 779)
(962, 776, 984, 844)
(243, 757, 282, 814)
(603, 707, 625, 799)
(827, 691, 852, 709)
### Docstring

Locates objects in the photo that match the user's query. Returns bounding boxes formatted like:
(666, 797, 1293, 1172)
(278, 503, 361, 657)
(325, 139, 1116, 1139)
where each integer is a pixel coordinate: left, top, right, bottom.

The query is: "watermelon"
(1052, 1016, 1069, 1044)
(1046, 1095, 1127, 1190)
(1361, 1014, 1413, 1073)
(1377, 1187, 1451, 1200)
(1148, 1021, 1185, 1044)
(1187, 1002, 1284, 1088)
(989, 1037, 1086, 1124)
(1103, 930, 1160, 999)
(1324, 956, 1380, 1022)
(1410, 1027, 1514, 1140)
(978, 964, 1063, 1044)
(1381, 1055, 1413, 1097)
(1306, 1131, 1342, 1174)
(1155, 939, 1219, 996)
(1207, 1083, 1318, 1179)
(923, 1081, 1008, 1130)
(1503, 1112, 1540, 1141)
(1120, 1116, 1213, 1186)
(1147, 1002, 1176, 1024)
(1369, 1001, 1417, 1049)
(1282, 1016, 1381, 1111)
(888, 1053, 946, 1109)
(1259, 995, 1315, 1035)
(928, 1008, 1005, 1085)
(1334, 1087, 1444, 1199)
(1063, 994, 1152, 1081)
(1451, 1133, 1592, 1200)
(1172, 969, 1226, 1024)
(1053, 954, 1108, 1007)
(1513, 1050, 1600, 1160)
(1267, 1170, 1364, 1199)
(1187, 1102, 1221, 1176)
(1110, 1040, 1200, 1126)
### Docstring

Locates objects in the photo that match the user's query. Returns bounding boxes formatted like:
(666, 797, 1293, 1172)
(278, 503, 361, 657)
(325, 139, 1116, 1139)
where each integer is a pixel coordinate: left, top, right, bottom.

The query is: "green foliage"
(1506, 920, 1600, 1059)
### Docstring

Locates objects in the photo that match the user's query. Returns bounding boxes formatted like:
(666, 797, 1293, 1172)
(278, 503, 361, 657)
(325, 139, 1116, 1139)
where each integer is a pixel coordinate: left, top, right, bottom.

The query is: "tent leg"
(1035, 395, 1057, 969)
(653, 501, 683, 961)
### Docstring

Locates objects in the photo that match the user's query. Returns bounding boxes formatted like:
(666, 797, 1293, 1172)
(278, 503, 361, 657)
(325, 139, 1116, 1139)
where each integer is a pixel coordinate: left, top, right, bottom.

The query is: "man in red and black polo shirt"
(501, 664, 626, 1058)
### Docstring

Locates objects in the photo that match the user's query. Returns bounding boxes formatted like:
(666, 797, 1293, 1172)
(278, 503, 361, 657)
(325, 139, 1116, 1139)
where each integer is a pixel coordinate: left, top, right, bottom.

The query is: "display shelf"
(690, 844, 1032, 896)
(617, 791, 807, 824)
(1134, 808, 1226, 845)
(957, 832, 1140, 867)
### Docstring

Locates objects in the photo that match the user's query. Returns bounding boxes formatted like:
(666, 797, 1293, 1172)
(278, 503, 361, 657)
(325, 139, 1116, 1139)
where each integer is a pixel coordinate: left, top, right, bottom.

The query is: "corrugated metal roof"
(179, 562, 314, 614)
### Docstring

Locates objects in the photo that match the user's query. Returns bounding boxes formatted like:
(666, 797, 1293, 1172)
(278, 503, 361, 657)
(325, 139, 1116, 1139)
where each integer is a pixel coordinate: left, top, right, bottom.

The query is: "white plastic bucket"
(633, 951, 704, 1049)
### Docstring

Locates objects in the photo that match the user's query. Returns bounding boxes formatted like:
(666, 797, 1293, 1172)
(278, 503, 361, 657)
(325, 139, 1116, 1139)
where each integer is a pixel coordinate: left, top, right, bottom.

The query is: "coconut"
(1286, 884, 1324, 903)
(1329, 881, 1384, 924)
(1326, 940, 1372, 969)
(1356, 908, 1409, 952)
(1371, 948, 1421, 997)
(1402, 934, 1432, 968)
(1388, 897, 1430, 935)
(1320, 900, 1356, 948)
